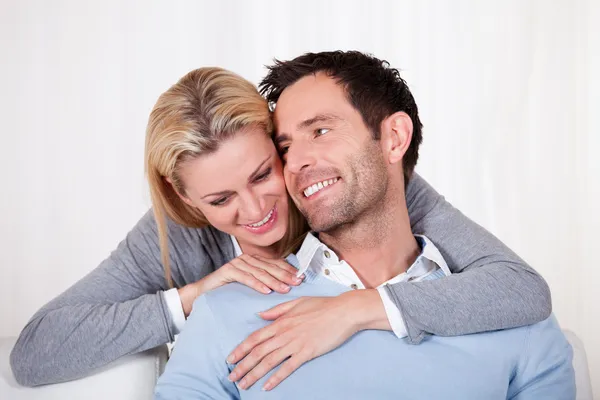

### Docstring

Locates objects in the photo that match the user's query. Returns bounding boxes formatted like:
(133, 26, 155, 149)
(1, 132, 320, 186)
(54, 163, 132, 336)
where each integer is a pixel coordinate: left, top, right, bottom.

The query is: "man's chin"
(305, 213, 343, 233)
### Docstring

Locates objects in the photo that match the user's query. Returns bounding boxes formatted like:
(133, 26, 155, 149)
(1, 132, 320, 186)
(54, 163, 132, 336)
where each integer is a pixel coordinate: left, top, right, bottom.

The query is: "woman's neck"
(238, 239, 280, 259)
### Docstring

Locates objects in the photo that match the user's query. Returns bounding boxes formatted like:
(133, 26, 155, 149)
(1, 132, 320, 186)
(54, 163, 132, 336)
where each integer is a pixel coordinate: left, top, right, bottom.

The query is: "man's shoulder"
(191, 281, 340, 331)
(185, 284, 265, 349)
(192, 283, 305, 326)
(425, 314, 567, 358)
(206, 282, 258, 300)
(192, 283, 260, 317)
(524, 314, 572, 355)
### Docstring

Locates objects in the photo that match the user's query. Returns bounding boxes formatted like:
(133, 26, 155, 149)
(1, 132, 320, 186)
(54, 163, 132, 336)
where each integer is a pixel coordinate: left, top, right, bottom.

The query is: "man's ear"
(165, 177, 195, 208)
(380, 111, 413, 165)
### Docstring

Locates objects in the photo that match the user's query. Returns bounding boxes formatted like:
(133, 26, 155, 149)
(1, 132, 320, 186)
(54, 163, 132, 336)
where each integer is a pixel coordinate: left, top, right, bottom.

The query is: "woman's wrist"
(342, 288, 392, 332)
(177, 278, 208, 317)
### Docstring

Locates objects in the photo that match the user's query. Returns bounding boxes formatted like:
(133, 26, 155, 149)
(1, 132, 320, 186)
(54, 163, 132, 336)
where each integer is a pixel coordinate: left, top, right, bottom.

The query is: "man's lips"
(301, 177, 340, 198)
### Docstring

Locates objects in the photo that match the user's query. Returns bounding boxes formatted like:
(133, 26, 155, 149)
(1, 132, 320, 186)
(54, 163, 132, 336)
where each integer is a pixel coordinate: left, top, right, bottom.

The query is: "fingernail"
(281, 285, 290, 291)
(263, 287, 272, 294)
(293, 277, 302, 284)
(239, 378, 247, 389)
(263, 381, 273, 391)
(299, 273, 306, 279)
(228, 372, 237, 381)
(227, 354, 235, 363)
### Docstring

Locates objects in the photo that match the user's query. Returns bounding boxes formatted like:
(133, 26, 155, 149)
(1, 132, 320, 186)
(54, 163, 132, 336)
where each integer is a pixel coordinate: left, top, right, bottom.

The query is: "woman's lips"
(242, 205, 278, 234)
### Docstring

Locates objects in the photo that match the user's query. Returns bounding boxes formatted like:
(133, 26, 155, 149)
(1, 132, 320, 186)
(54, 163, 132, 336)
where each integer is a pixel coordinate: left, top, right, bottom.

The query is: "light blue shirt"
(154, 236, 575, 399)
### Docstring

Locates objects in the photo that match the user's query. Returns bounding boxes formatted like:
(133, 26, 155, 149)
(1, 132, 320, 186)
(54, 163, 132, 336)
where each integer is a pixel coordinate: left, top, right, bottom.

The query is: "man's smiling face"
(273, 72, 389, 233)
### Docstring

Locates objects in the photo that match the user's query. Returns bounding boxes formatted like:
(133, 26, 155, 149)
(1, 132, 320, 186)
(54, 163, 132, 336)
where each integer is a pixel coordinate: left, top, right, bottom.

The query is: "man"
(154, 51, 574, 399)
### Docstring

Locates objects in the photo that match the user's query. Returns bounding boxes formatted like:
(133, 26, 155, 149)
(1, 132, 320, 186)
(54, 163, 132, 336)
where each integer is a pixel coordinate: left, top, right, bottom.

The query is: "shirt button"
(350, 284, 358, 290)
(324, 269, 330, 275)
(324, 250, 331, 258)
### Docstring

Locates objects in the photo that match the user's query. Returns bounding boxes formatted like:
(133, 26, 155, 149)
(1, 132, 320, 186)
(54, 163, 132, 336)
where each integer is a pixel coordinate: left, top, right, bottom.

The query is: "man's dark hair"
(260, 50, 423, 182)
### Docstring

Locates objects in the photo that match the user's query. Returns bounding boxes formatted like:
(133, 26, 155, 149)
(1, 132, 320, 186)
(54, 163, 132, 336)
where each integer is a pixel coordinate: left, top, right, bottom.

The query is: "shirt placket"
(320, 249, 364, 290)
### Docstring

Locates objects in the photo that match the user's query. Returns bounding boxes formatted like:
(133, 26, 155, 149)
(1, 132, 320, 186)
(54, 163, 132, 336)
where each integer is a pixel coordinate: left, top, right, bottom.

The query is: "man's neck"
(319, 190, 420, 288)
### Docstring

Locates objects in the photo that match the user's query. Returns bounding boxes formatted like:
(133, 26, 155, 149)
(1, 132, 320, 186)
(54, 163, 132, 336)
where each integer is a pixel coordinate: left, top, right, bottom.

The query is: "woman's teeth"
(304, 178, 338, 198)
(247, 208, 274, 228)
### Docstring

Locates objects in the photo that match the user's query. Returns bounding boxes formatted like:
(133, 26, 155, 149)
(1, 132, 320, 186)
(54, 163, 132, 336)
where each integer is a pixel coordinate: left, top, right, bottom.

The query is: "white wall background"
(1, 0, 598, 395)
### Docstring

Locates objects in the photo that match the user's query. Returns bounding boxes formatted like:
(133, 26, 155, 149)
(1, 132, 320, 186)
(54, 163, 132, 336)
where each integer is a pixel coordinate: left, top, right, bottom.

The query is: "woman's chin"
(239, 224, 287, 249)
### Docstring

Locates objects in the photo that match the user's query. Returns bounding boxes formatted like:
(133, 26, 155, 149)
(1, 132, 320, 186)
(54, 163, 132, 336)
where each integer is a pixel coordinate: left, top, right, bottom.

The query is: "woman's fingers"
(229, 268, 272, 294)
(253, 255, 300, 276)
(228, 335, 285, 387)
(237, 346, 293, 390)
(229, 258, 290, 294)
(262, 354, 305, 391)
(219, 255, 304, 295)
(242, 255, 303, 286)
(258, 298, 302, 321)
(227, 295, 360, 390)
(227, 322, 277, 364)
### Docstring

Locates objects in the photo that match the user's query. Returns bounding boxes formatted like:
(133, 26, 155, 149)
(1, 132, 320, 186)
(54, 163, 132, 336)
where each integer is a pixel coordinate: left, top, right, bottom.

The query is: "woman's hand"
(178, 254, 303, 316)
(226, 289, 391, 391)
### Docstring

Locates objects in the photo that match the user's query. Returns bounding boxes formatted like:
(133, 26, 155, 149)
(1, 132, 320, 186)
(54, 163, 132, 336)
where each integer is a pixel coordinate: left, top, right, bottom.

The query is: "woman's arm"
(10, 210, 302, 387)
(225, 173, 552, 390)
(395, 173, 552, 343)
(9, 210, 213, 387)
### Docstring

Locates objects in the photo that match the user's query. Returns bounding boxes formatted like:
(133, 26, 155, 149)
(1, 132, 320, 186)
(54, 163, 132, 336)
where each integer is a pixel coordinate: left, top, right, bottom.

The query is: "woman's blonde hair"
(145, 67, 308, 287)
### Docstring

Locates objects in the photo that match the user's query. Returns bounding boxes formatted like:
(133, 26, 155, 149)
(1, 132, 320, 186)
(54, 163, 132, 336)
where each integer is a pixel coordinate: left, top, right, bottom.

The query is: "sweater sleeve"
(9, 210, 217, 387)
(387, 173, 552, 344)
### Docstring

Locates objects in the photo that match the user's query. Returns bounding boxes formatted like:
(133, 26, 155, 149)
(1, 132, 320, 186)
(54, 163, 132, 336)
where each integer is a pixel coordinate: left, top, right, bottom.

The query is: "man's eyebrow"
(274, 114, 342, 145)
(201, 155, 271, 199)
(297, 114, 342, 130)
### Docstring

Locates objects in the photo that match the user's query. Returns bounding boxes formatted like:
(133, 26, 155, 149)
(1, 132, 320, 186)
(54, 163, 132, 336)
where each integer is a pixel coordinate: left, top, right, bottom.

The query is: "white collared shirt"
(295, 233, 451, 338)
(165, 234, 450, 337)
(231, 235, 243, 257)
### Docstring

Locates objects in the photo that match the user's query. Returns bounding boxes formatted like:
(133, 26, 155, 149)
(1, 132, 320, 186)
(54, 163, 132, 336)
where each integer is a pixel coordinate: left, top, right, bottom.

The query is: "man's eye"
(278, 146, 289, 156)
(316, 128, 330, 136)
(210, 197, 229, 206)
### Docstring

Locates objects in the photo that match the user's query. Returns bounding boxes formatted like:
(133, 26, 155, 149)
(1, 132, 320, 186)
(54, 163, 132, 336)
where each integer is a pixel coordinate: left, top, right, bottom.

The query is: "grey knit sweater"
(10, 173, 551, 387)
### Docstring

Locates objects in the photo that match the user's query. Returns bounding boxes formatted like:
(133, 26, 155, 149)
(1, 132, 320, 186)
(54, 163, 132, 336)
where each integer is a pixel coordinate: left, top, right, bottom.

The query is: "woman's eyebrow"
(247, 155, 272, 182)
(201, 155, 272, 199)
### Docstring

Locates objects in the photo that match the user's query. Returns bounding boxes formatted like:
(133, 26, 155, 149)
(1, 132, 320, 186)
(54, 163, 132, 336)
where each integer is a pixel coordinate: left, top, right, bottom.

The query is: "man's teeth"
(304, 178, 338, 198)
(247, 208, 274, 228)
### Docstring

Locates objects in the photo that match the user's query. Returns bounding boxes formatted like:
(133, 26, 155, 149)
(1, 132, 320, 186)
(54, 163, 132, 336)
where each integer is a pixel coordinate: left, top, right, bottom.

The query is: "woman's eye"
(255, 167, 272, 182)
(316, 128, 330, 136)
(210, 197, 229, 206)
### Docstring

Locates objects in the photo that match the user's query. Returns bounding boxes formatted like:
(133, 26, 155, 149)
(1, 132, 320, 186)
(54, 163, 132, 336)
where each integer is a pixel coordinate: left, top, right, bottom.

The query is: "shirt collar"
(413, 235, 451, 276)
(230, 235, 243, 257)
(295, 232, 327, 276)
(295, 232, 451, 280)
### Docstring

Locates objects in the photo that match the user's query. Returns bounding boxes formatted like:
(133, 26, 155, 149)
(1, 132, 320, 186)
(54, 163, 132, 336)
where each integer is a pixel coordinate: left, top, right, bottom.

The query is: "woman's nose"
(239, 191, 265, 222)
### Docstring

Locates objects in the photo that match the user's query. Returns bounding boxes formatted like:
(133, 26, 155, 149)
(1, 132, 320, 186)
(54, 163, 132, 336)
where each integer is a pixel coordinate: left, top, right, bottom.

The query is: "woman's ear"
(380, 111, 413, 165)
(165, 177, 195, 208)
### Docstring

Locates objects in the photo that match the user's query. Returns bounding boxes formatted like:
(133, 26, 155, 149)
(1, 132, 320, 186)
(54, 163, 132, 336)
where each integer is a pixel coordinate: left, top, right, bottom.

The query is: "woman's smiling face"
(176, 127, 290, 253)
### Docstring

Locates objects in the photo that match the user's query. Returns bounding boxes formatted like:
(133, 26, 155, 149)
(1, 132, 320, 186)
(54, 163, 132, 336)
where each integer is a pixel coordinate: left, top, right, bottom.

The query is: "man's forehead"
(273, 75, 349, 128)
(277, 73, 340, 105)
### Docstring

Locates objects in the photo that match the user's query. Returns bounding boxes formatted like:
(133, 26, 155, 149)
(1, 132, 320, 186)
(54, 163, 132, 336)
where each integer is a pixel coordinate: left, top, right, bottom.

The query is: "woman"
(10, 67, 551, 388)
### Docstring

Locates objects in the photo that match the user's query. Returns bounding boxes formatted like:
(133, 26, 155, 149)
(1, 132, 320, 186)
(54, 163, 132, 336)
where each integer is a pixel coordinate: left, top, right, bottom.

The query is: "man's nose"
(285, 140, 316, 175)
